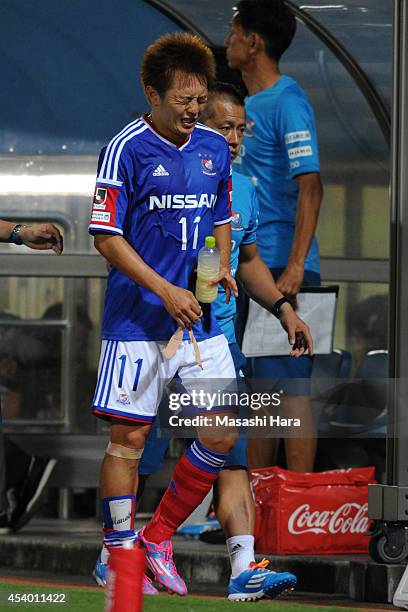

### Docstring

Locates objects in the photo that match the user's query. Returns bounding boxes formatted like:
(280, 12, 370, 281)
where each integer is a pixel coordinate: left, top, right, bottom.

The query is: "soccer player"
(225, 0, 323, 472)
(89, 32, 242, 596)
(94, 83, 311, 600)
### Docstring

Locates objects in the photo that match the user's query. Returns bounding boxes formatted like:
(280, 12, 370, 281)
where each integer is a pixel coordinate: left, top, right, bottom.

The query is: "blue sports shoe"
(92, 555, 159, 595)
(228, 559, 297, 602)
(93, 556, 108, 587)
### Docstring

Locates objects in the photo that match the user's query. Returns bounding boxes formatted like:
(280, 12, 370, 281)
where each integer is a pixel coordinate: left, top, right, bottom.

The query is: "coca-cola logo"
(287, 503, 369, 535)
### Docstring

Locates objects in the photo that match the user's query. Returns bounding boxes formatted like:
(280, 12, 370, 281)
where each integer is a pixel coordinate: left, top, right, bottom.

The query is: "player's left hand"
(279, 302, 313, 357)
(20, 224, 63, 255)
(276, 262, 304, 299)
(210, 266, 238, 304)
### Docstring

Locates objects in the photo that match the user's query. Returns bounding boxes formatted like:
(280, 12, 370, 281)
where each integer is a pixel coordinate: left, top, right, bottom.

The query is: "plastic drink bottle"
(195, 236, 220, 303)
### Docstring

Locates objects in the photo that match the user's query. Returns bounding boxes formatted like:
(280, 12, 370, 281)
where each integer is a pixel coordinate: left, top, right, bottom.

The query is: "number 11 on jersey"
(179, 216, 201, 250)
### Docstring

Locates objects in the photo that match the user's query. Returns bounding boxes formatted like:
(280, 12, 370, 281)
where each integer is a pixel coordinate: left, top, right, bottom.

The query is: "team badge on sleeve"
(93, 187, 107, 205)
(93, 187, 107, 209)
(90, 185, 120, 228)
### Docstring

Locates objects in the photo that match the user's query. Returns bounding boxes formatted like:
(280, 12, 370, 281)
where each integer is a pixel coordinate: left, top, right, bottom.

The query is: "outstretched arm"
(0, 220, 63, 255)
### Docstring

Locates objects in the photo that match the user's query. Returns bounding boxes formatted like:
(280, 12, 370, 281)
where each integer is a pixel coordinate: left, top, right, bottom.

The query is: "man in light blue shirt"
(236, 76, 321, 274)
(226, 0, 323, 471)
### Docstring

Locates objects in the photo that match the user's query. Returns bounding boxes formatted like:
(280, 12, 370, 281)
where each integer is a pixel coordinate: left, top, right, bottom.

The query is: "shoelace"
(161, 541, 178, 574)
(249, 558, 270, 571)
(144, 535, 177, 573)
(163, 541, 173, 564)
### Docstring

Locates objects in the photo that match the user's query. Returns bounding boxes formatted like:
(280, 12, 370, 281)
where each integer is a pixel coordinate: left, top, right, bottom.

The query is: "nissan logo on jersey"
(149, 193, 217, 210)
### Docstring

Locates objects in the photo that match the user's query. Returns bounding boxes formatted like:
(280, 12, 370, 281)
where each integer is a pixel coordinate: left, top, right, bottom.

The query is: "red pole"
(105, 545, 145, 612)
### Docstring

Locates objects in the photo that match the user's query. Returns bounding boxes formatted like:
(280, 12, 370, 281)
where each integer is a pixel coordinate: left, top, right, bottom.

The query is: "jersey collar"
(141, 115, 192, 151)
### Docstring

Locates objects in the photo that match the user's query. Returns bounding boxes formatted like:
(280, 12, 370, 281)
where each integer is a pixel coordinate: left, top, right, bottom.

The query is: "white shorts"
(92, 334, 236, 423)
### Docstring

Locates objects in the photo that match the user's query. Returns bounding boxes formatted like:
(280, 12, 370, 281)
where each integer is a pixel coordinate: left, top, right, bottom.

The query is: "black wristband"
(271, 296, 292, 319)
(9, 224, 27, 245)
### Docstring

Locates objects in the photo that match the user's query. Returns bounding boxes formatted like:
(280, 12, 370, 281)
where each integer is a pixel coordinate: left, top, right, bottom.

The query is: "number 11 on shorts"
(118, 356, 143, 391)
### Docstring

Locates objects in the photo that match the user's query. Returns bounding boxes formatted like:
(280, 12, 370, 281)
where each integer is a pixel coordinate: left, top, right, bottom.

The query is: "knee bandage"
(106, 442, 144, 460)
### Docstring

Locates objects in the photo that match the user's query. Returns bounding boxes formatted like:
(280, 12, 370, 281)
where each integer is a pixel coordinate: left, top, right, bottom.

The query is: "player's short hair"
(200, 82, 245, 122)
(234, 0, 296, 62)
(141, 32, 216, 96)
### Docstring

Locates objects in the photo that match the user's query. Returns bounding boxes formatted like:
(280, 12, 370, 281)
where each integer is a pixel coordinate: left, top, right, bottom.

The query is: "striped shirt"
(89, 118, 232, 341)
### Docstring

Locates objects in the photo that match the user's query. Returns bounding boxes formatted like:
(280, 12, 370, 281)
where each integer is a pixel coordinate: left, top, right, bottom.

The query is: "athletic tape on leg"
(106, 442, 144, 460)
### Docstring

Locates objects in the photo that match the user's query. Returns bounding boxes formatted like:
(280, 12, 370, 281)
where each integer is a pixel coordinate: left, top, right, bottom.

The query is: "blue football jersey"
(89, 118, 232, 342)
(213, 171, 258, 344)
(235, 75, 320, 273)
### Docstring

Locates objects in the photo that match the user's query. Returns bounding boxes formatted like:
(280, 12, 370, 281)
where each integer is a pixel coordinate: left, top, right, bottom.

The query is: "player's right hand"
(161, 284, 202, 329)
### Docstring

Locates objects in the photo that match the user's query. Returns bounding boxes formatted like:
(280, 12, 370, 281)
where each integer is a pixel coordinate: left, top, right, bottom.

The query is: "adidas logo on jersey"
(153, 164, 170, 176)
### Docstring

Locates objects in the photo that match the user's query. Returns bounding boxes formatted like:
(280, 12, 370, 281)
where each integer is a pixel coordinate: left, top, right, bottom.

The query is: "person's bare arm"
(238, 242, 313, 356)
(238, 242, 283, 308)
(0, 220, 63, 255)
(276, 172, 322, 297)
(0, 220, 17, 241)
(94, 234, 201, 329)
(211, 223, 238, 304)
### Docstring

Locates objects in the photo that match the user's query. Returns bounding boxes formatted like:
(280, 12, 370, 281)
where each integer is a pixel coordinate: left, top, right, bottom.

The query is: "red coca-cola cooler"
(252, 466, 376, 555)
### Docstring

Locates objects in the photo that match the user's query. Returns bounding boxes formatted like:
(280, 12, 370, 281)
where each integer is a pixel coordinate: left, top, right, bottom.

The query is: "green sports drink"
(195, 236, 220, 303)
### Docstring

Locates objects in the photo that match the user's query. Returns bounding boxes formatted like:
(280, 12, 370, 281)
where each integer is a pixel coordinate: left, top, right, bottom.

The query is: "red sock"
(143, 441, 226, 544)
